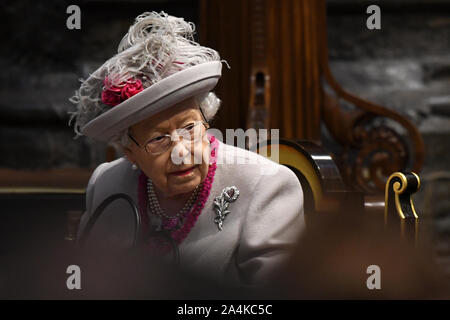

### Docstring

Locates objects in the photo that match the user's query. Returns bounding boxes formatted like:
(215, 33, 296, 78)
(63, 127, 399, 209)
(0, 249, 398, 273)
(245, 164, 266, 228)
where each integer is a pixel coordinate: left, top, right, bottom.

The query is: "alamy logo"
(66, 265, 81, 290)
(66, 5, 81, 30)
(366, 5, 381, 30)
(366, 265, 381, 290)
(169, 128, 280, 176)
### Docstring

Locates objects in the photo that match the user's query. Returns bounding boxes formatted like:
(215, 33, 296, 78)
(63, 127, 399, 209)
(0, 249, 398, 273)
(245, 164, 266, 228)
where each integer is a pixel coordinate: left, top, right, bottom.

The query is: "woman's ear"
(123, 146, 136, 165)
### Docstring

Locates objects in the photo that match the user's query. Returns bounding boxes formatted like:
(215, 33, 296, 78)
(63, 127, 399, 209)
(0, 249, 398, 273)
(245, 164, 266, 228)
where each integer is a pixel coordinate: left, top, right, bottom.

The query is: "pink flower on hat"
(101, 76, 143, 107)
(101, 90, 121, 107)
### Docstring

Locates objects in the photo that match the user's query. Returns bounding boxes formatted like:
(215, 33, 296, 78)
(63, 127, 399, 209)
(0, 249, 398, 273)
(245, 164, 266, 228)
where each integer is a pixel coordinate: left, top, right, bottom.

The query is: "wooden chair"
(255, 139, 420, 242)
(200, 0, 424, 240)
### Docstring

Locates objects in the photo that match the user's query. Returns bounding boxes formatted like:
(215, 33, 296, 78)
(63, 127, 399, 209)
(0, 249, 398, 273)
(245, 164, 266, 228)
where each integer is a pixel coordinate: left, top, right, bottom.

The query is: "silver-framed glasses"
(128, 121, 209, 155)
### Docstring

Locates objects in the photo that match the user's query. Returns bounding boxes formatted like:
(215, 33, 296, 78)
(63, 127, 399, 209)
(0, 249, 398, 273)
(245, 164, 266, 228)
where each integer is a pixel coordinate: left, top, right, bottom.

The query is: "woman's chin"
(167, 171, 202, 195)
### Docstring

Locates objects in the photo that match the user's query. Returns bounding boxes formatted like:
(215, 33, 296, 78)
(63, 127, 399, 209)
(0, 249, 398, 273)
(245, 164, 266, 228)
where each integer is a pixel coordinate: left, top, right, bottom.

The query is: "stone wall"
(0, 0, 198, 170)
(326, 0, 450, 275)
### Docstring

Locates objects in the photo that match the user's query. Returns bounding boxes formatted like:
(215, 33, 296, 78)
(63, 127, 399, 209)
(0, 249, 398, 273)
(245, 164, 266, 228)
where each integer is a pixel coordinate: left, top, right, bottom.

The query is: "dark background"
(1, 0, 448, 170)
(0, 0, 449, 294)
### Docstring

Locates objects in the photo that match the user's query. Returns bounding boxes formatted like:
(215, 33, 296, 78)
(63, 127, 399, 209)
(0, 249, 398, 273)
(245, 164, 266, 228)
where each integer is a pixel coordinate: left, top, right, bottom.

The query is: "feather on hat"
(69, 11, 224, 142)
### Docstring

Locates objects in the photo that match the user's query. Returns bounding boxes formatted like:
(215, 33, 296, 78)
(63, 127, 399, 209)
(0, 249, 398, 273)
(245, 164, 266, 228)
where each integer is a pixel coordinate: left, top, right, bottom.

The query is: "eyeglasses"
(128, 121, 209, 155)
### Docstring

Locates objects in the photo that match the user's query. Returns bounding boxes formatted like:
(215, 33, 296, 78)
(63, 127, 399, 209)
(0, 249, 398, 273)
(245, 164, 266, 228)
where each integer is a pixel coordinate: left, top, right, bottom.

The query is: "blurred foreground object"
(274, 213, 448, 299)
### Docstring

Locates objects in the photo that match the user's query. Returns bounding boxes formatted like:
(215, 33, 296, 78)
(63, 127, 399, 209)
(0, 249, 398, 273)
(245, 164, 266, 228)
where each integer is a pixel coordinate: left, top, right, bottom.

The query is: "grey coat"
(77, 139, 305, 286)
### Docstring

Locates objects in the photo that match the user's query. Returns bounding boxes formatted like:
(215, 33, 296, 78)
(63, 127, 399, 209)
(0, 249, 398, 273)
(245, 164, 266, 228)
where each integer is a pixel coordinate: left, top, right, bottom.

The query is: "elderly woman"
(71, 12, 304, 286)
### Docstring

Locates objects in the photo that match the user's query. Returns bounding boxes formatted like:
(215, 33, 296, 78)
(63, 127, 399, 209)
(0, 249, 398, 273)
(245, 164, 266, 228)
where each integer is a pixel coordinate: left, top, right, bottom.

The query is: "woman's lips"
(170, 165, 198, 176)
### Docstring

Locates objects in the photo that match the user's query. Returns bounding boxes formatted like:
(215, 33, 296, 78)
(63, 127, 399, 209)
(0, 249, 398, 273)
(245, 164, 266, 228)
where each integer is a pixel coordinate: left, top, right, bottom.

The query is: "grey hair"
(69, 11, 224, 139)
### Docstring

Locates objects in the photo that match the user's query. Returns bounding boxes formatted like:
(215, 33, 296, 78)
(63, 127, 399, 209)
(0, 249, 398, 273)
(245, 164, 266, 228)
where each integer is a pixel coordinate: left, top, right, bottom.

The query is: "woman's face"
(124, 98, 210, 198)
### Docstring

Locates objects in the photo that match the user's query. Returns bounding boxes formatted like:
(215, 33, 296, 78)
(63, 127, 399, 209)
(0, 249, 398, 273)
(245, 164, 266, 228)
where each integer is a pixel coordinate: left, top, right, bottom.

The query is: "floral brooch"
(213, 186, 240, 231)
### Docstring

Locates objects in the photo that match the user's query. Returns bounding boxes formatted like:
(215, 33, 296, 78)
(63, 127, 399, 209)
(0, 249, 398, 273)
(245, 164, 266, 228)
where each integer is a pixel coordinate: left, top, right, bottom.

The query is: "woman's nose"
(178, 144, 185, 158)
(170, 141, 191, 165)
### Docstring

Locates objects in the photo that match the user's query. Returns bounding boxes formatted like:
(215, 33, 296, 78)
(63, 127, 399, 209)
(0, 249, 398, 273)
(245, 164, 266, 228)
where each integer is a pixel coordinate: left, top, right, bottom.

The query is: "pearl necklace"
(146, 179, 201, 220)
(137, 135, 218, 254)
